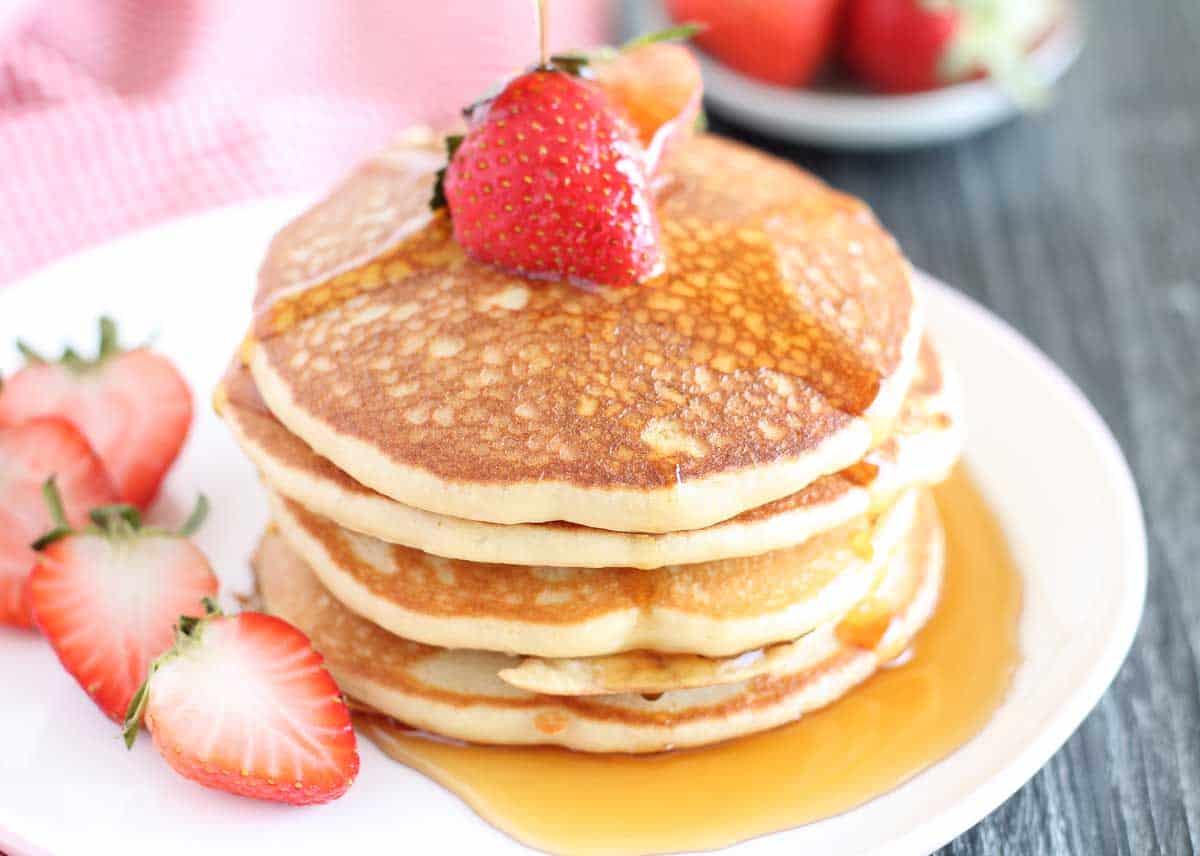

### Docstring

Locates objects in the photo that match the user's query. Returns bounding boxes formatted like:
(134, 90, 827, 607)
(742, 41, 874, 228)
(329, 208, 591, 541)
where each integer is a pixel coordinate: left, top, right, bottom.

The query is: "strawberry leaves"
(429, 134, 465, 212)
(32, 478, 209, 550)
(17, 316, 123, 374)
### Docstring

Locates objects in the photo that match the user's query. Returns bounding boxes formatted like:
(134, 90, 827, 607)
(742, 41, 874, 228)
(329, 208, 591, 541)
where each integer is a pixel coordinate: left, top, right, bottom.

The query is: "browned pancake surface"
(277, 493, 874, 624)
(221, 338, 947, 534)
(254, 488, 942, 735)
(253, 133, 916, 491)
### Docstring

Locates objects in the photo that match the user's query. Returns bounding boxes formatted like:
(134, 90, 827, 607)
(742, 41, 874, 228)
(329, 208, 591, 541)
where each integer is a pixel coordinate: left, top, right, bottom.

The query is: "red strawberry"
(0, 317, 193, 509)
(593, 40, 703, 173)
(844, 0, 955, 92)
(29, 489, 217, 721)
(844, 0, 1053, 101)
(0, 418, 118, 628)
(442, 69, 662, 288)
(668, 0, 845, 87)
(123, 605, 358, 805)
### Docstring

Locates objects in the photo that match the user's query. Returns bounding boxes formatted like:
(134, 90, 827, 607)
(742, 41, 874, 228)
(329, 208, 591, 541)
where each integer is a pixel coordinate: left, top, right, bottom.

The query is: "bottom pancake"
(253, 491, 944, 753)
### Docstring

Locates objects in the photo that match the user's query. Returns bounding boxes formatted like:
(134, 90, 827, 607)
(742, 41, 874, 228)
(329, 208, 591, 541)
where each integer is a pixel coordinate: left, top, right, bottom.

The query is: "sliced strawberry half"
(0, 317, 193, 509)
(123, 605, 358, 805)
(592, 38, 703, 173)
(29, 490, 217, 720)
(0, 418, 118, 628)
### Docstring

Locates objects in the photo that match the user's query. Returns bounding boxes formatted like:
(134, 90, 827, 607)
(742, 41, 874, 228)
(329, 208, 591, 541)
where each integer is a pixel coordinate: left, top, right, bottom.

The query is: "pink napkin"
(0, 0, 613, 284)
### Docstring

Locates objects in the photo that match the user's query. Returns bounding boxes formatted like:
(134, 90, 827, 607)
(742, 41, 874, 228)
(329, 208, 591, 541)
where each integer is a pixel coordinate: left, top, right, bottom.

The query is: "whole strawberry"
(0, 317, 192, 509)
(442, 69, 662, 288)
(29, 485, 217, 721)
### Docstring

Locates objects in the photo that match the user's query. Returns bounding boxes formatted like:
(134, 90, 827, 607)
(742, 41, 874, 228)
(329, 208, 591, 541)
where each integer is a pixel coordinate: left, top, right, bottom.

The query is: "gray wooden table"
(703, 0, 1199, 852)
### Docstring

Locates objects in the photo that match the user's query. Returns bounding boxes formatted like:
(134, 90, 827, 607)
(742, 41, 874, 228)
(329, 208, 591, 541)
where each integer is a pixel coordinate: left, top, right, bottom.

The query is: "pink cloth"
(0, 0, 614, 284)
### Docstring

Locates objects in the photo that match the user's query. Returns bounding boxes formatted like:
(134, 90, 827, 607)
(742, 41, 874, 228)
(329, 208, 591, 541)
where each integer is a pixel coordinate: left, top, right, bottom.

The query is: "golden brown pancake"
(265, 488, 926, 659)
(499, 495, 932, 696)
(218, 338, 961, 567)
(253, 491, 943, 752)
(248, 131, 923, 533)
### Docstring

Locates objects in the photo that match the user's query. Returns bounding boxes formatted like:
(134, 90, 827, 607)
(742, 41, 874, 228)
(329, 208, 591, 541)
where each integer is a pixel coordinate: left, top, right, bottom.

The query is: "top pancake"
(218, 338, 962, 568)
(249, 131, 922, 532)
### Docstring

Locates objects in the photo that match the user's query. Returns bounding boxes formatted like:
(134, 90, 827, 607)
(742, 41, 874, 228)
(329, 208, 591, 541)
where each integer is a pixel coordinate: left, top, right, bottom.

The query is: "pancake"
(498, 493, 933, 696)
(266, 487, 924, 659)
(253, 492, 943, 752)
(218, 338, 961, 568)
(248, 131, 923, 533)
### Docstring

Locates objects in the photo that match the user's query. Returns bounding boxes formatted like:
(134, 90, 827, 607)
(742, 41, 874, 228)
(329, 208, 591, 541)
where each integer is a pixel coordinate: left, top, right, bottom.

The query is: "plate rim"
(889, 275, 1148, 856)
(0, 199, 1147, 856)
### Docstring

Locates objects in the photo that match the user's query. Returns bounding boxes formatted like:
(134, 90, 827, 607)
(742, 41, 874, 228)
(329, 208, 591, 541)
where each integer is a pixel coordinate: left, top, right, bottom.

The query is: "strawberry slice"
(0, 318, 193, 509)
(0, 418, 118, 628)
(29, 488, 217, 720)
(593, 40, 703, 174)
(123, 604, 358, 805)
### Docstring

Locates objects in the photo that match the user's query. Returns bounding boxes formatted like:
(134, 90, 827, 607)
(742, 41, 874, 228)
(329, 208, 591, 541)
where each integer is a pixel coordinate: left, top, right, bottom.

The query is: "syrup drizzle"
(358, 466, 1022, 855)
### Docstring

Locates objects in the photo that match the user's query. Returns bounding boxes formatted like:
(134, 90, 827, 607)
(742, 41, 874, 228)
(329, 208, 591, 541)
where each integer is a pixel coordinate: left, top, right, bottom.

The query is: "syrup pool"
(358, 466, 1021, 855)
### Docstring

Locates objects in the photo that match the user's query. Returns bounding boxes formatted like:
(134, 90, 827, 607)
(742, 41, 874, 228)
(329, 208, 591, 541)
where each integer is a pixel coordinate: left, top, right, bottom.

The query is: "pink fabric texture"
(0, 0, 613, 283)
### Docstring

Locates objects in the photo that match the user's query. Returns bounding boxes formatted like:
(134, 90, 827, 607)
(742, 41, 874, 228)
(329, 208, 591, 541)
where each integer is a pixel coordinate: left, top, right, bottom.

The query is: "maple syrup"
(357, 466, 1022, 855)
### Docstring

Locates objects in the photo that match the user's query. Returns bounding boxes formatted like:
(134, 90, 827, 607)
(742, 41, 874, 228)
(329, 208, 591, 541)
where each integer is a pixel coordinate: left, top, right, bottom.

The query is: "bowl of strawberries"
(644, 0, 1083, 149)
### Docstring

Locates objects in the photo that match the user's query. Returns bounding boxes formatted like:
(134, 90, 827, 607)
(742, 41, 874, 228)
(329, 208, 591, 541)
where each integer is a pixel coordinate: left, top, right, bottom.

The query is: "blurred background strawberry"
(842, 0, 1059, 101)
(667, 0, 845, 86)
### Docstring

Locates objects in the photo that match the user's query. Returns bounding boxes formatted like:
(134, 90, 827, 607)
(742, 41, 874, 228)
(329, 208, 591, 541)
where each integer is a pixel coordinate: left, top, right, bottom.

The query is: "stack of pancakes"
(216, 131, 964, 753)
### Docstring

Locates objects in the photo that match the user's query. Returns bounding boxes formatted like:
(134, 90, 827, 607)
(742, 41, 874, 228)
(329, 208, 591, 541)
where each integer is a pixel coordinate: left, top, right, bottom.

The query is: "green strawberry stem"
(178, 495, 210, 537)
(429, 135, 465, 212)
(122, 680, 150, 748)
(15, 341, 46, 364)
(89, 504, 143, 535)
(16, 316, 125, 373)
(622, 22, 704, 51)
(31, 478, 75, 550)
(548, 22, 704, 74)
(32, 479, 210, 549)
(97, 317, 119, 360)
(123, 595, 223, 748)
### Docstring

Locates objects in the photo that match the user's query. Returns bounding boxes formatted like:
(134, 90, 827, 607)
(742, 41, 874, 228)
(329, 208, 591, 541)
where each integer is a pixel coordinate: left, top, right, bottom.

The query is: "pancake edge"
(260, 504, 944, 752)
(247, 294, 922, 533)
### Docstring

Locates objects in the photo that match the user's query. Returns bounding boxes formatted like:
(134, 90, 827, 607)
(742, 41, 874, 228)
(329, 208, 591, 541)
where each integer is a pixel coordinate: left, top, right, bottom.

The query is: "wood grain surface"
(696, 0, 1200, 852)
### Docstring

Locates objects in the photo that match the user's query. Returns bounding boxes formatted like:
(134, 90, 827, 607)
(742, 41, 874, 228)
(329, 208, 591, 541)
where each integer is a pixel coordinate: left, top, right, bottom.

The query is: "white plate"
(0, 199, 1145, 856)
(636, 1, 1083, 150)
